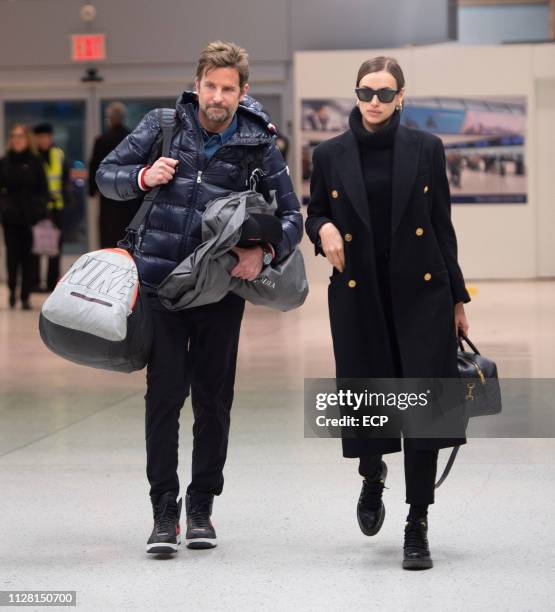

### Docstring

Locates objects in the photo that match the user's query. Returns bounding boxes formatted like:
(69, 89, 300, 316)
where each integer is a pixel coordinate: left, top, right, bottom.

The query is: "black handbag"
(457, 331, 502, 418)
(435, 331, 502, 487)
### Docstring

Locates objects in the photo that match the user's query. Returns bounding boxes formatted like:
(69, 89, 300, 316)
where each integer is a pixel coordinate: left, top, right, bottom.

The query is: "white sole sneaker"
(146, 533, 181, 554)
(185, 537, 217, 550)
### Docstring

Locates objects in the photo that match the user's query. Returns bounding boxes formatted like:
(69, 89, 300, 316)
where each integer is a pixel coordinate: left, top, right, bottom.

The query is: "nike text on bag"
(39, 248, 152, 372)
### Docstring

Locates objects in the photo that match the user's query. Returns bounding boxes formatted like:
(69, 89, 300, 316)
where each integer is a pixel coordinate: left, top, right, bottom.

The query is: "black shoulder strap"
(435, 446, 460, 488)
(118, 108, 176, 248)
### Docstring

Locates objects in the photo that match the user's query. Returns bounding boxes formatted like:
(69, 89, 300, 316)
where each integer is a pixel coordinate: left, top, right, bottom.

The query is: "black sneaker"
(146, 491, 182, 554)
(357, 460, 387, 536)
(185, 494, 217, 549)
(403, 518, 433, 570)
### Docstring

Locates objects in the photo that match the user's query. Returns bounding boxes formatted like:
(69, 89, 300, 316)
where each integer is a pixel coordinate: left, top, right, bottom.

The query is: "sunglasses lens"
(356, 88, 371, 102)
(378, 91, 396, 103)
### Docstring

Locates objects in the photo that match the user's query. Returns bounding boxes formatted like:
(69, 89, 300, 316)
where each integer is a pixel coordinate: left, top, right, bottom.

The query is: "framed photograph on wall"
(300, 96, 527, 205)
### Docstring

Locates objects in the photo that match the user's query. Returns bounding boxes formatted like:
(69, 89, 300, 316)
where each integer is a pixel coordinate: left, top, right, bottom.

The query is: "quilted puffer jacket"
(95, 91, 303, 288)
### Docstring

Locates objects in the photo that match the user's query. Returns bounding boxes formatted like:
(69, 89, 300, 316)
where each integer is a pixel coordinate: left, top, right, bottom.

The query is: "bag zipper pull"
(196, 170, 203, 184)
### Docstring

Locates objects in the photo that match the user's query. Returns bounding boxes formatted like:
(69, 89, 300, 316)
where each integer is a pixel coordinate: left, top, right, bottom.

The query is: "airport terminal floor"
(0, 249, 554, 610)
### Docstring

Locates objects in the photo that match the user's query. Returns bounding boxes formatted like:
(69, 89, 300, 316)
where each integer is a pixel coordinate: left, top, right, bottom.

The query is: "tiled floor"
(0, 253, 553, 611)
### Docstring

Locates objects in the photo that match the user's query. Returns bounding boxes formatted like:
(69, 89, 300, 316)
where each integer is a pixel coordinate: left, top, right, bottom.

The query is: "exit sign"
(71, 34, 106, 62)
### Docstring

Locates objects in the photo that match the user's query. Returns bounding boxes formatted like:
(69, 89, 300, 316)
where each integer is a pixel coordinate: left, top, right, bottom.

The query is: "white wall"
(294, 44, 555, 280)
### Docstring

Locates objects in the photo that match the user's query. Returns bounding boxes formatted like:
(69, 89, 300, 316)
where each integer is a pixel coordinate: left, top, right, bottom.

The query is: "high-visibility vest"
(44, 147, 65, 211)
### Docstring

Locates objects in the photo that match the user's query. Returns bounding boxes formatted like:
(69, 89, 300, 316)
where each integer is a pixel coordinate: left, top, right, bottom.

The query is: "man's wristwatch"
(261, 244, 274, 266)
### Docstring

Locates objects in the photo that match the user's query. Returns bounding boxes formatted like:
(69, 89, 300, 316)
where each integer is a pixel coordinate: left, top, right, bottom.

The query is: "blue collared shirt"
(201, 114, 238, 159)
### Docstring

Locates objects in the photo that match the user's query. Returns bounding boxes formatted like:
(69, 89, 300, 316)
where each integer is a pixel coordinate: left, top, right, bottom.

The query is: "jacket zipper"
(181, 109, 266, 254)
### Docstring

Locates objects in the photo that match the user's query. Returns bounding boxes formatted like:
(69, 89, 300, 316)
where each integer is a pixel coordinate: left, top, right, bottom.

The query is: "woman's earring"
(397, 100, 404, 111)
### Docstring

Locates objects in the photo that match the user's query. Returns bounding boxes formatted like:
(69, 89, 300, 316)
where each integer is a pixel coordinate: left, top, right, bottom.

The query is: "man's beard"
(203, 105, 231, 124)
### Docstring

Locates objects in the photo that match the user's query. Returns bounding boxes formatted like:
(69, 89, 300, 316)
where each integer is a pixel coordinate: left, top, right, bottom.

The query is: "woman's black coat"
(0, 150, 49, 227)
(306, 121, 470, 457)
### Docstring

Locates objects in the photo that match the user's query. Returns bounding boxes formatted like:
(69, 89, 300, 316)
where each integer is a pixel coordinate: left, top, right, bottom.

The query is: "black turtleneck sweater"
(349, 107, 400, 262)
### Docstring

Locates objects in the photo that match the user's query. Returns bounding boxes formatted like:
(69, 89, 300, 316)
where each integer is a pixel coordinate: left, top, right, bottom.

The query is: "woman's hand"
(319, 222, 345, 273)
(454, 302, 469, 336)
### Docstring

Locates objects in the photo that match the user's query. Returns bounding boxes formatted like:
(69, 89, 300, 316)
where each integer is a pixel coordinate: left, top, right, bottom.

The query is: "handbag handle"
(458, 330, 480, 355)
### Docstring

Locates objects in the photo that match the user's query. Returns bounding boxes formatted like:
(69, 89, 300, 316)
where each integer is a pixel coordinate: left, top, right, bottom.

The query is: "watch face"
(263, 252, 273, 265)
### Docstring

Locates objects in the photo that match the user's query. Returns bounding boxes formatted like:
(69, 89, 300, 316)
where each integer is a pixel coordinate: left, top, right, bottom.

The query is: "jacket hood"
(175, 91, 276, 136)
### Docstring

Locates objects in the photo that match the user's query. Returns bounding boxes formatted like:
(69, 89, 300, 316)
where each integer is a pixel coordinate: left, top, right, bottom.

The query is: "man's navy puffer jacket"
(96, 91, 303, 288)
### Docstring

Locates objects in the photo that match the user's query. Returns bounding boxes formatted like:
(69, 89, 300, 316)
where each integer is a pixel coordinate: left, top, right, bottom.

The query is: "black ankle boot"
(403, 518, 433, 570)
(185, 494, 217, 549)
(9, 293, 16, 309)
(357, 460, 387, 536)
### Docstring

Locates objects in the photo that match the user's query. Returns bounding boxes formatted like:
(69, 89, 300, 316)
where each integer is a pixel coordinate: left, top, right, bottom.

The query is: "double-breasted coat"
(306, 121, 470, 457)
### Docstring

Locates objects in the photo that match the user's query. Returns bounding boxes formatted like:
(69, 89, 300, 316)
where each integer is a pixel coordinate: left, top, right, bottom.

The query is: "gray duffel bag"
(157, 190, 308, 312)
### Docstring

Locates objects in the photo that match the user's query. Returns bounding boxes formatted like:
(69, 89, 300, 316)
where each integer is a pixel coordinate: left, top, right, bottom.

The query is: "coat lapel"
(335, 131, 371, 229)
(391, 125, 420, 236)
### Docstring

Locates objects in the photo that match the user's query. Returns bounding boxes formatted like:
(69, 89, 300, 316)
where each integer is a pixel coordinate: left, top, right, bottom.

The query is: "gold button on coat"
(348, 280, 357, 288)
(423, 185, 429, 193)
(344, 233, 353, 242)
(424, 273, 432, 281)
(415, 227, 424, 236)
(331, 189, 339, 199)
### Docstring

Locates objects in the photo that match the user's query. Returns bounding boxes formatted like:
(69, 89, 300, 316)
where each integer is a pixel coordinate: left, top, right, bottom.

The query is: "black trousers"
(145, 291, 245, 502)
(2, 223, 33, 301)
(359, 447, 439, 505)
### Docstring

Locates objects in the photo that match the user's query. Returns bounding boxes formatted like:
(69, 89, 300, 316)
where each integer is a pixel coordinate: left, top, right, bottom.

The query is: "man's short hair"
(106, 102, 127, 126)
(195, 41, 249, 89)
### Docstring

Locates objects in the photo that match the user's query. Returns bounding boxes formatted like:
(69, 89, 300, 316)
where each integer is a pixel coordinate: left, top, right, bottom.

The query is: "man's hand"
(319, 222, 345, 272)
(230, 246, 263, 281)
(144, 157, 179, 188)
(455, 302, 469, 336)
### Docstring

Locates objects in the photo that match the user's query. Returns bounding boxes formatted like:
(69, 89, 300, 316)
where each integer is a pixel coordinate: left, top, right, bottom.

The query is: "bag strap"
(436, 331, 482, 487)
(435, 446, 460, 488)
(118, 108, 176, 249)
(458, 330, 481, 355)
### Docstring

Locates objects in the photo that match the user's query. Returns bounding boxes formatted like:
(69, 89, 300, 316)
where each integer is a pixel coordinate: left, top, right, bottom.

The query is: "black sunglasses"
(355, 87, 399, 103)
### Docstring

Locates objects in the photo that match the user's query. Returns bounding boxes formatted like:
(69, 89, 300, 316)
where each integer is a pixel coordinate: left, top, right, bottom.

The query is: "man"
(96, 41, 302, 554)
(33, 123, 71, 291)
(89, 102, 141, 248)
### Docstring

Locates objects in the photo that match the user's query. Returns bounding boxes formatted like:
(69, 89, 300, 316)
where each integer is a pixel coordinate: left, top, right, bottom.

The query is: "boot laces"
(154, 500, 178, 533)
(404, 520, 428, 550)
(189, 501, 212, 529)
(360, 477, 386, 505)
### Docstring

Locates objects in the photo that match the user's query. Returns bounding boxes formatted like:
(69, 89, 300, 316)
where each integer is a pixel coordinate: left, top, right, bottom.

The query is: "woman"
(0, 124, 49, 309)
(306, 57, 471, 570)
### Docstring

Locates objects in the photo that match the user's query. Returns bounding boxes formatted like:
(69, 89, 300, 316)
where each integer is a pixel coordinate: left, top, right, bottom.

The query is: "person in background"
(33, 122, 71, 291)
(0, 124, 48, 309)
(275, 131, 289, 163)
(89, 102, 141, 248)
